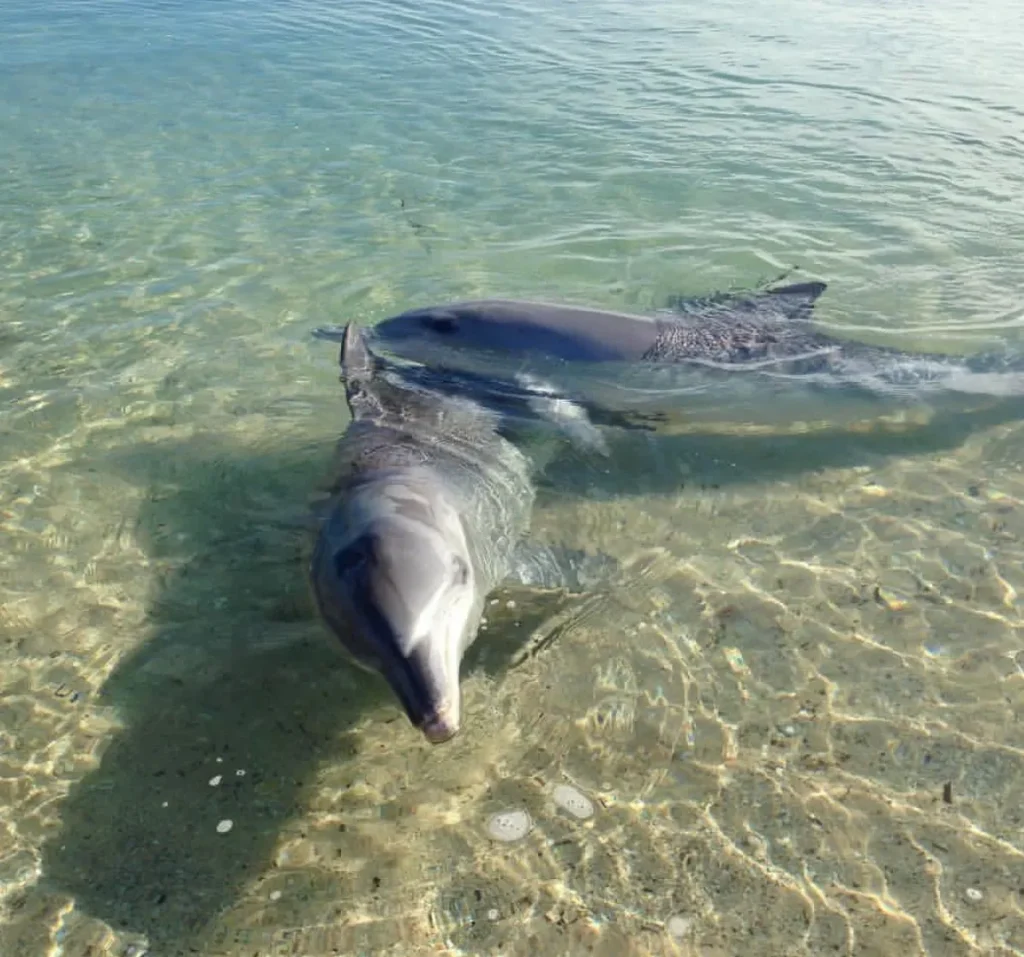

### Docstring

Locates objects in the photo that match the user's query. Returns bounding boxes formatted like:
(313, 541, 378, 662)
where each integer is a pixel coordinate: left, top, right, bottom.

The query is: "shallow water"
(2, 0, 1024, 954)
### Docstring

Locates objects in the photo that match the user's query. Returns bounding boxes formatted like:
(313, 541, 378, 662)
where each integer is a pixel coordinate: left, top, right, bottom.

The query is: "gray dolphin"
(368, 281, 831, 365)
(355, 282, 1024, 440)
(308, 322, 614, 743)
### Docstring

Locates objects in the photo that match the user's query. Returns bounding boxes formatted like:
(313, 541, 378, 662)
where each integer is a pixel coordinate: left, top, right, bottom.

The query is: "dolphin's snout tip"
(420, 707, 461, 744)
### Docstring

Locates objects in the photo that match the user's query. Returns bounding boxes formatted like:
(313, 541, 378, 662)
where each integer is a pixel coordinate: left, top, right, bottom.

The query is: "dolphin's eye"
(334, 540, 369, 578)
(425, 314, 458, 334)
(451, 556, 470, 585)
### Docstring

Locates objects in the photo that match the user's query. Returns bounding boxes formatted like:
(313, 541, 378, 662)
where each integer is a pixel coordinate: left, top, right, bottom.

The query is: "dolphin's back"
(664, 280, 826, 318)
(644, 314, 837, 368)
(644, 281, 836, 367)
(368, 281, 832, 367)
(337, 360, 536, 588)
(314, 324, 547, 743)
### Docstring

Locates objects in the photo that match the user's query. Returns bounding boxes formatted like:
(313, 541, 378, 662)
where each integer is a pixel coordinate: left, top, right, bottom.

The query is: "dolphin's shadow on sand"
(36, 434, 573, 954)
(535, 394, 1024, 500)
(37, 436, 371, 953)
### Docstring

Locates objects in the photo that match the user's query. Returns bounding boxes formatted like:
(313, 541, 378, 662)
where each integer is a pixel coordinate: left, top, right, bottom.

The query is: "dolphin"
(367, 281, 832, 365)
(352, 281, 1024, 441)
(308, 322, 614, 743)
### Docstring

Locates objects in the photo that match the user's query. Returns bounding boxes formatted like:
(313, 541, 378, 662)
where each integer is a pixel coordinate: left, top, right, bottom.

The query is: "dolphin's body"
(370, 282, 832, 366)
(308, 323, 611, 743)
(351, 282, 1024, 441)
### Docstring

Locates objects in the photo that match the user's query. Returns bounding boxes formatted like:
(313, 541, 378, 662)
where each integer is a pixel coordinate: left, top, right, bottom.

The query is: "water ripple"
(3, 0, 1024, 953)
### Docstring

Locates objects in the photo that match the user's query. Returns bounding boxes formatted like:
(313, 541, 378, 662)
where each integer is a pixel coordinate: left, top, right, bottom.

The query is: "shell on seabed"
(552, 783, 595, 820)
(486, 808, 533, 842)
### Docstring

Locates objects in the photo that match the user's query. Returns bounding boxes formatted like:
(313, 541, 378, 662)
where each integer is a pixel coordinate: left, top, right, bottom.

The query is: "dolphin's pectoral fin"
(511, 372, 611, 456)
(462, 584, 582, 676)
(504, 370, 664, 450)
(466, 558, 612, 676)
(504, 540, 621, 593)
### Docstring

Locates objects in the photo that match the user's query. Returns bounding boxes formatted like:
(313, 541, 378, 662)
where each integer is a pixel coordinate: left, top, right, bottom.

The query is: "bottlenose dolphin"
(356, 282, 1024, 440)
(369, 281, 831, 365)
(308, 322, 614, 743)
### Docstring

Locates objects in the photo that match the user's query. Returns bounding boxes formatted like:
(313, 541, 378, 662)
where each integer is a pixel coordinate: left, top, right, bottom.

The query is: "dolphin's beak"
(377, 641, 463, 745)
(325, 528, 470, 745)
(417, 696, 461, 744)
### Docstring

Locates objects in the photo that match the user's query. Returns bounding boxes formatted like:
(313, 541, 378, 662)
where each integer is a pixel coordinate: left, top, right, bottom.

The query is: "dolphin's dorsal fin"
(340, 321, 375, 380)
(766, 280, 828, 303)
(339, 321, 387, 420)
(759, 280, 828, 323)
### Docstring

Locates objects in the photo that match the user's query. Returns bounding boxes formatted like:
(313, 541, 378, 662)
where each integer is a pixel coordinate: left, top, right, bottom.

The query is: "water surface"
(2, 0, 1024, 954)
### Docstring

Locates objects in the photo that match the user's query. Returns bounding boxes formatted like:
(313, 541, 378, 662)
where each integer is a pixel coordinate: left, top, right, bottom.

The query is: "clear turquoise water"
(3, 1, 1024, 955)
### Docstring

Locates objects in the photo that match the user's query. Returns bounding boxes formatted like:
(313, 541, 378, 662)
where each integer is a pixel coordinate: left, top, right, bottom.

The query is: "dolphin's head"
(372, 304, 522, 355)
(370, 301, 645, 364)
(310, 479, 482, 744)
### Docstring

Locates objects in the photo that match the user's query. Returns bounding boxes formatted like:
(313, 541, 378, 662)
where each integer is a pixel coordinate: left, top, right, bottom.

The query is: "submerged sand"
(2, 402, 1023, 957)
